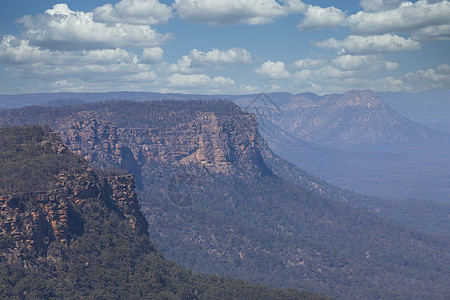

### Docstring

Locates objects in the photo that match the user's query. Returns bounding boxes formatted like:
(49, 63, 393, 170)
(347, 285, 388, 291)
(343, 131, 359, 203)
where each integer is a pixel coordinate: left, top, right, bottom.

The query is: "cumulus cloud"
(167, 73, 234, 87)
(173, 0, 305, 26)
(19, 4, 170, 50)
(94, 0, 173, 25)
(0, 35, 51, 64)
(403, 63, 450, 91)
(359, 0, 403, 12)
(412, 24, 450, 41)
(347, 0, 450, 35)
(293, 58, 327, 69)
(166, 55, 193, 74)
(313, 34, 421, 55)
(254, 60, 291, 79)
(289, 53, 405, 94)
(0, 35, 137, 65)
(140, 47, 164, 63)
(163, 73, 257, 94)
(190, 48, 253, 65)
(165, 48, 253, 73)
(297, 5, 346, 30)
(332, 54, 399, 71)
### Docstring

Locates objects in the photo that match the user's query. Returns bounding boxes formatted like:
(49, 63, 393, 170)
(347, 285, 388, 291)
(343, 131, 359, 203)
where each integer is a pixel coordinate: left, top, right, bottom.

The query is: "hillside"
(255, 90, 445, 147)
(380, 90, 450, 134)
(0, 125, 326, 300)
(234, 90, 450, 206)
(0, 102, 449, 299)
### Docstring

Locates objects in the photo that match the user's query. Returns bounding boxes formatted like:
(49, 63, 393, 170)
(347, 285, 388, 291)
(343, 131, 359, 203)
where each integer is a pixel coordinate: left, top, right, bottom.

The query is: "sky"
(0, 0, 449, 95)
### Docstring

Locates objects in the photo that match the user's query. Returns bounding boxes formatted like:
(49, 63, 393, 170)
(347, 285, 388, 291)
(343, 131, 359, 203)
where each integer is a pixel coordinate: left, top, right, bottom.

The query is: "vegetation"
(0, 125, 86, 193)
(1, 101, 450, 299)
(0, 125, 327, 299)
(141, 163, 450, 299)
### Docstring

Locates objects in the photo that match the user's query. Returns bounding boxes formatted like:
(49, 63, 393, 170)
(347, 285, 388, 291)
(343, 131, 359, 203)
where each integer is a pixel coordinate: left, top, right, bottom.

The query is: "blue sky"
(1, 0, 449, 95)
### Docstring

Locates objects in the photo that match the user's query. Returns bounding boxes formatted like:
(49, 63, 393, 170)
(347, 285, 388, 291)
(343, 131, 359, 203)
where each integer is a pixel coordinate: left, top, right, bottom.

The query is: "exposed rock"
(0, 131, 148, 265)
(49, 106, 270, 179)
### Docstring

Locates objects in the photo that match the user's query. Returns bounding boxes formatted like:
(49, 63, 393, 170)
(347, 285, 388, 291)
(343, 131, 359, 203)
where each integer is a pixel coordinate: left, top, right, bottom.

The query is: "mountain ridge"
(0, 125, 327, 300)
(1, 101, 448, 299)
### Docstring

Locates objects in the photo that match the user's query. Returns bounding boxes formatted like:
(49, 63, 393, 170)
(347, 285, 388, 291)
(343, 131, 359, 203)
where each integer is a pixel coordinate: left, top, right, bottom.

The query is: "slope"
(0, 101, 449, 299)
(0, 125, 326, 300)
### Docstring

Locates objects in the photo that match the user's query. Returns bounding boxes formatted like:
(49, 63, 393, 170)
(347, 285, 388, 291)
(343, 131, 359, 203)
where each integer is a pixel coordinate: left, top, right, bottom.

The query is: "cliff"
(0, 102, 449, 299)
(0, 126, 148, 266)
(0, 101, 271, 181)
(0, 125, 327, 300)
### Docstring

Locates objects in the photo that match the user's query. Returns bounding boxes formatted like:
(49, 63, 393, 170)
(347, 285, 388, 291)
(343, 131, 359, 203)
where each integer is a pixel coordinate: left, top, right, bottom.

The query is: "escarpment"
(0, 126, 148, 265)
(0, 101, 272, 180)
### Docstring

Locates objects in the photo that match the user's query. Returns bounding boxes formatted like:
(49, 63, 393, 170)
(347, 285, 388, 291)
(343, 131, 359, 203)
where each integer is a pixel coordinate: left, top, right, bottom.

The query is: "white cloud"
(293, 58, 327, 69)
(313, 34, 421, 55)
(289, 53, 405, 94)
(190, 48, 253, 65)
(332, 54, 398, 71)
(140, 47, 164, 63)
(290, 59, 450, 94)
(94, 0, 173, 25)
(403, 63, 450, 91)
(19, 4, 171, 50)
(0, 35, 137, 65)
(0, 34, 153, 85)
(173, 0, 305, 26)
(347, 0, 450, 35)
(167, 73, 234, 87)
(165, 48, 253, 73)
(166, 55, 193, 74)
(254, 60, 291, 79)
(412, 24, 450, 41)
(163, 73, 257, 94)
(0, 35, 51, 64)
(297, 5, 346, 30)
(359, 0, 403, 12)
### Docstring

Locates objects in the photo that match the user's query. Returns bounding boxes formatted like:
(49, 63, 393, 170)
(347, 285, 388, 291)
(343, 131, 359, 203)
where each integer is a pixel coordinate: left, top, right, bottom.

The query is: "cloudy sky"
(1, 0, 449, 95)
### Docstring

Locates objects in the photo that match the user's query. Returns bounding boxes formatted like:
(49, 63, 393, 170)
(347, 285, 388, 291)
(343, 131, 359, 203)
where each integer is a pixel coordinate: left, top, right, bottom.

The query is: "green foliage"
(0, 125, 85, 193)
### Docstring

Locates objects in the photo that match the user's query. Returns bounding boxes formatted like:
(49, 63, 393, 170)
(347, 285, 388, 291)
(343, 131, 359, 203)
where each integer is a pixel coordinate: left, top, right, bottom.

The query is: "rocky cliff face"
(0, 127, 147, 265)
(13, 102, 271, 180)
(0, 173, 146, 260)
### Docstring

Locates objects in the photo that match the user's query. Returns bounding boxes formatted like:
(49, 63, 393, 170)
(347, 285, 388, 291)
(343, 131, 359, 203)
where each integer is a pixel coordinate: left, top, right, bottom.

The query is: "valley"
(1, 99, 448, 299)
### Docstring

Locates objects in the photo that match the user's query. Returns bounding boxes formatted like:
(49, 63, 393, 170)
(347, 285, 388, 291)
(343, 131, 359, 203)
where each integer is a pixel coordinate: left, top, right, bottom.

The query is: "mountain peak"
(334, 90, 384, 108)
(272, 90, 444, 146)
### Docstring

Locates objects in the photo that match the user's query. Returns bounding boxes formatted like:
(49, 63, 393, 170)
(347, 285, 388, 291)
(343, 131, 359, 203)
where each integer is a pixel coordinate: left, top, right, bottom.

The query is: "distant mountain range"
(1, 101, 449, 299)
(1, 89, 449, 130)
(1, 89, 449, 207)
(1, 89, 449, 229)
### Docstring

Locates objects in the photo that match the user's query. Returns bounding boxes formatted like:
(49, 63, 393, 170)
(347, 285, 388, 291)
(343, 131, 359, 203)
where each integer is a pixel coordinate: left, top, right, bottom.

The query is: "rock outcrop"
(0, 173, 146, 253)
(9, 101, 272, 180)
(0, 127, 148, 265)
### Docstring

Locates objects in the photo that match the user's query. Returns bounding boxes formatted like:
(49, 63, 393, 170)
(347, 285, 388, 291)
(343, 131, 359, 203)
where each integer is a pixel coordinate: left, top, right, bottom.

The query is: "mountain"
(380, 90, 450, 134)
(236, 90, 450, 207)
(1, 101, 449, 299)
(0, 125, 326, 300)
(260, 90, 445, 147)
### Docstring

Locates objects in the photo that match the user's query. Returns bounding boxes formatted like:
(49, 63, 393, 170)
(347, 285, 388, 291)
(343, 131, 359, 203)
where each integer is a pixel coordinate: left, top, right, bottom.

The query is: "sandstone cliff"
(0, 126, 147, 266)
(0, 101, 271, 181)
